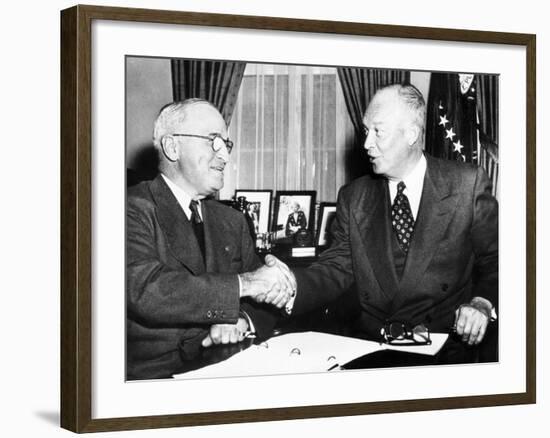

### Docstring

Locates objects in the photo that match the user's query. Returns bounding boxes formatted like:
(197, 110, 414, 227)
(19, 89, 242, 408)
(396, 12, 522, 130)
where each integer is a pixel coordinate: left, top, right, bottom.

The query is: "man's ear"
(160, 135, 178, 162)
(406, 124, 421, 147)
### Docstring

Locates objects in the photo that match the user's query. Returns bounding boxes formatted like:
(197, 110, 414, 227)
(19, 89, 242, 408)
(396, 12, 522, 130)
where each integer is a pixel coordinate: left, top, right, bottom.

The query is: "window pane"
(228, 64, 354, 203)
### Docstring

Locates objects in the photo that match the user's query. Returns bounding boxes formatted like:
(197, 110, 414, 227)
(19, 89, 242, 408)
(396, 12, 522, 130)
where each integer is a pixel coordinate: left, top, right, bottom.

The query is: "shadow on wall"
(34, 410, 59, 427)
(128, 142, 159, 186)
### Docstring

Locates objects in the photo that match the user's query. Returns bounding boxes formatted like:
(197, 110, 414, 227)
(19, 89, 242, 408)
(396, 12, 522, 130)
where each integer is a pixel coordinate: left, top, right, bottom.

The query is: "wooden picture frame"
(61, 4, 536, 433)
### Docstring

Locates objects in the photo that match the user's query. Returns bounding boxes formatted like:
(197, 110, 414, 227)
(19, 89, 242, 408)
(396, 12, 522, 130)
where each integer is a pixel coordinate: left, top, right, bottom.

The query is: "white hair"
(396, 84, 426, 136)
(152, 98, 218, 150)
(375, 84, 426, 146)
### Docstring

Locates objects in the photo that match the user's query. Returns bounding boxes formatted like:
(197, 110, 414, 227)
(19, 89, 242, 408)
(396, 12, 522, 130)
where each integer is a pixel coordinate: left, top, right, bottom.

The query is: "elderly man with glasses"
(126, 99, 293, 380)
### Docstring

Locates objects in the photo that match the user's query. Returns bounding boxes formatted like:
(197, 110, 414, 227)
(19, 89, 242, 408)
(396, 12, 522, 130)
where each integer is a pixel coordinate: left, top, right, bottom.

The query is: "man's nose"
(216, 144, 230, 163)
(364, 131, 374, 150)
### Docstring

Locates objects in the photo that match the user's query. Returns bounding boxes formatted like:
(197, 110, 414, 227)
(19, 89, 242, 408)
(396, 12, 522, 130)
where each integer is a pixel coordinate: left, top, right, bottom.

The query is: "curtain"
(476, 74, 499, 198)
(171, 59, 246, 124)
(476, 74, 499, 146)
(219, 64, 356, 203)
(337, 68, 411, 136)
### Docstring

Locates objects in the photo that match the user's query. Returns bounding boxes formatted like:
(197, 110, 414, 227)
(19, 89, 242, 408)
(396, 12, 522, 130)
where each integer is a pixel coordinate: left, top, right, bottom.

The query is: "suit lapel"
(398, 157, 460, 297)
(202, 201, 228, 272)
(353, 177, 399, 300)
(150, 176, 205, 275)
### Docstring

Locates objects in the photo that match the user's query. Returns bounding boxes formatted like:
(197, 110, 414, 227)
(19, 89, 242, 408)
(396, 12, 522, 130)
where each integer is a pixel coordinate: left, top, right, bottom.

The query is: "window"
(219, 64, 356, 203)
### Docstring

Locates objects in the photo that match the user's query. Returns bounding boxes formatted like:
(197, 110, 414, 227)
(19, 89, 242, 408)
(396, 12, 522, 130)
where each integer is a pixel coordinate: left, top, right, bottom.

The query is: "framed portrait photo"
(235, 189, 273, 235)
(61, 4, 535, 433)
(316, 203, 337, 247)
(272, 191, 316, 241)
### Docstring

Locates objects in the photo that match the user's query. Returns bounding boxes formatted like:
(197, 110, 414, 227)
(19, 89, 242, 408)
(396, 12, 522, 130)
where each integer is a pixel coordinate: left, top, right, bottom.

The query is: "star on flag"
(445, 127, 456, 140)
(439, 115, 449, 127)
(453, 140, 464, 153)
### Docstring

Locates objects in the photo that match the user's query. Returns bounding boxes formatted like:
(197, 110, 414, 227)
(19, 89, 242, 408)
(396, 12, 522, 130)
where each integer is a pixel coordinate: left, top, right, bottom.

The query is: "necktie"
(189, 200, 205, 260)
(391, 181, 415, 253)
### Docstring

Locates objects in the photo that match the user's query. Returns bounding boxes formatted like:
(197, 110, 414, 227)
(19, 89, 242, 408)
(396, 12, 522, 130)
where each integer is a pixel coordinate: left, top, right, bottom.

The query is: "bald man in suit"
(280, 84, 498, 364)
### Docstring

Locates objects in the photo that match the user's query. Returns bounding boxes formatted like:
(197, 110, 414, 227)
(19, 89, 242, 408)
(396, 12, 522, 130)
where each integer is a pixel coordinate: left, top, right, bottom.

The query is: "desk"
(170, 244, 498, 377)
(172, 324, 497, 379)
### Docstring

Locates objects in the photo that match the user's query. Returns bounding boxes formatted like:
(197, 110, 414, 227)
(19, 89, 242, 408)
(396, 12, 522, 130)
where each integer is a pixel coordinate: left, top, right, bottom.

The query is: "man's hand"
(263, 254, 297, 307)
(239, 255, 296, 309)
(201, 317, 249, 348)
(454, 297, 493, 345)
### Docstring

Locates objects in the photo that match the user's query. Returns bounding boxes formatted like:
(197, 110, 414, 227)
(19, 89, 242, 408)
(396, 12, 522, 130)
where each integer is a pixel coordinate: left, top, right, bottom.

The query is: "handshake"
(239, 255, 297, 310)
(202, 255, 296, 348)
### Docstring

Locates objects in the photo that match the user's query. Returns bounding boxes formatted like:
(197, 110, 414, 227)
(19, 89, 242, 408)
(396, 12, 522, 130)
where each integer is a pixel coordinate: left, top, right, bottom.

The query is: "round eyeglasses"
(172, 133, 234, 154)
(380, 322, 431, 345)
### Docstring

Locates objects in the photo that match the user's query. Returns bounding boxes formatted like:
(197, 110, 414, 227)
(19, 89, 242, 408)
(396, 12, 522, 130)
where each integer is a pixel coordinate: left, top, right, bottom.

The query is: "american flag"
(425, 73, 478, 163)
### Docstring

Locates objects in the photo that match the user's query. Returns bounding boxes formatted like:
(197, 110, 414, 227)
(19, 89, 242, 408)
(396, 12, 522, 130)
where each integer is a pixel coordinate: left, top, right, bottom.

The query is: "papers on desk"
(173, 331, 449, 380)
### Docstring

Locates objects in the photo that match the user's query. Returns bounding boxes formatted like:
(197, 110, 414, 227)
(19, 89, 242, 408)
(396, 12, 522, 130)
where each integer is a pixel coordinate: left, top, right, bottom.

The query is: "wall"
(1, 1, 546, 438)
(126, 57, 172, 171)
(410, 71, 430, 102)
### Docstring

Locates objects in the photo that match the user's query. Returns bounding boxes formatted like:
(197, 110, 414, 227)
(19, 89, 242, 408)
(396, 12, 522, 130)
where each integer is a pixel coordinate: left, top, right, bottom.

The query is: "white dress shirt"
(388, 154, 427, 220)
(161, 174, 203, 221)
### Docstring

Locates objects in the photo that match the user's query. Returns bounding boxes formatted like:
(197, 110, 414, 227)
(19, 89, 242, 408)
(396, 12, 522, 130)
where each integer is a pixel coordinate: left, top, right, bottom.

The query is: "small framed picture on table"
(235, 189, 273, 235)
(272, 191, 316, 242)
(316, 202, 337, 247)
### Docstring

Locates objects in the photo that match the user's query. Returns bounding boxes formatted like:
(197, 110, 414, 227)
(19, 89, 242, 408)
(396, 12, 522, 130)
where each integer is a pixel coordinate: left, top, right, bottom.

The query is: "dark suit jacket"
(293, 155, 498, 344)
(126, 176, 277, 380)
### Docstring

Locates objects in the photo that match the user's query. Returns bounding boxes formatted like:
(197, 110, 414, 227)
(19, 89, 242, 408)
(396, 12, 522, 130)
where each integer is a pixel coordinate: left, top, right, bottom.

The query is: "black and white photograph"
(316, 203, 337, 247)
(125, 54, 500, 383)
(7, 0, 546, 435)
(234, 189, 273, 236)
(271, 191, 316, 241)
(55, 2, 540, 432)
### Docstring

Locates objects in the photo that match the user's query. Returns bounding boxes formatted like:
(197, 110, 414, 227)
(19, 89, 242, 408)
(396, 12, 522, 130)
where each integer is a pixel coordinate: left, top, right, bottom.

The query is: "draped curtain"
(171, 59, 246, 124)
(337, 68, 411, 136)
(476, 74, 499, 146)
(219, 64, 356, 203)
(476, 74, 499, 198)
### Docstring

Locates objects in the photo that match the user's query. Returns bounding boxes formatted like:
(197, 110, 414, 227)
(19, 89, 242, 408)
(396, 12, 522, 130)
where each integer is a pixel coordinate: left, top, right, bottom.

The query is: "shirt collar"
(161, 173, 202, 220)
(388, 154, 427, 219)
(388, 154, 426, 191)
(402, 153, 427, 196)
